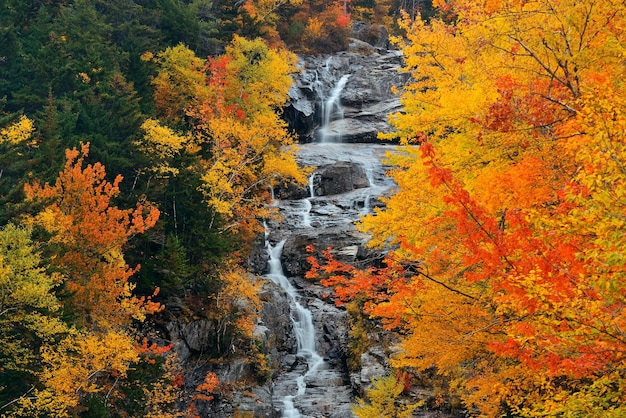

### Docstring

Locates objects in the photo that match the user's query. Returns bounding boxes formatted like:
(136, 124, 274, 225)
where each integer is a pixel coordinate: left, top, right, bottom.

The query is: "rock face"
(284, 38, 409, 143)
(314, 161, 370, 196)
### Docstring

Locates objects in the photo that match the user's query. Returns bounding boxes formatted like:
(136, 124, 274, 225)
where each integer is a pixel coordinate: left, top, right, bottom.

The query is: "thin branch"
(1, 386, 36, 410)
(406, 263, 479, 301)
(508, 35, 569, 92)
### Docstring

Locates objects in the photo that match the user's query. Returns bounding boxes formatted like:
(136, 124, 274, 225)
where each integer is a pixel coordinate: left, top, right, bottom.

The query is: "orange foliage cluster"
(25, 143, 162, 329)
(310, 0, 626, 415)
(14, 144, 180, 417)
(336, 12, 351, 29)
(186, 372, 220, 418)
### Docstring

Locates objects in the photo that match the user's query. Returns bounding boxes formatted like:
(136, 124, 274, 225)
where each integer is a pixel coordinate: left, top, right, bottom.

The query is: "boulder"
(315, 161, 370, 196)
(256, 285, 297, 363)
(166, 319, 215, 361)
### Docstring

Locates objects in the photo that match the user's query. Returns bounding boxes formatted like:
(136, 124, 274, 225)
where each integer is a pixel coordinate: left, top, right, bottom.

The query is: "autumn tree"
(241, 0, 304, 46)
(208, 265, 263, 355)
(0, 116, 35, 147)
(146, 37, 308, 243)
(147, 45, 209, 125)
(9, 144, 178, 417)
(199, 36, 308, 239)
(136, 118, 193, 177)
(134, 37, 308, 379)
(353, 374, 419, 418)
(24, 142, 161, 330)
(311, 0, 626, 415)
(0, 224, 67, 410)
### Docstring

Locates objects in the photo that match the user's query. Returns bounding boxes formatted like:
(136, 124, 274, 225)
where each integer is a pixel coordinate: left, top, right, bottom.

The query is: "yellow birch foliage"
(13, 329, 138, 417)
(211, 265, 262, 343)
(198, 36, 307, 238)
(137, 118, 192, 176)
(149, 37, 309, 240)
(243, 0, 303, 22)
(353, 374, 419, 418)
(0, 224, 67, 388)
(241, 0, 304, 46)
(0, 116, 35, 146)
(141, 353, 185, 418)
(147, 45, 208, 124)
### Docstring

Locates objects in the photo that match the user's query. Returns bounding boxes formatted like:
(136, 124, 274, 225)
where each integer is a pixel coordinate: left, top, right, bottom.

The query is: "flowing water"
(317, 74, 351, 143)
(263, 62, 399, 416)
(264, 142, 397, 417)
(265, 239, 325, 418)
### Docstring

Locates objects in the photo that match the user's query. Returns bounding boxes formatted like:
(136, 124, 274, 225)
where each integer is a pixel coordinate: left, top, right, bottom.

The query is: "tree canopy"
(310, 0, 626, 415)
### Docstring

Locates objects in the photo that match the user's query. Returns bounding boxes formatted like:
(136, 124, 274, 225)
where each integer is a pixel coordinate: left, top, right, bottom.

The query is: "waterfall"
(265, 238, 325, 418)
(365, 167, 375, 187)
(301, 199, 312, 228)
(262, 143, 398, 418)
(308, 173, 316, 198)
(318, 74, 351, 143)
(300, 173, 316, 228)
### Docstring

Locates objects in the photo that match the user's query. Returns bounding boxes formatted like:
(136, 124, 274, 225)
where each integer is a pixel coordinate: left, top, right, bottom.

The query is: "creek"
(262, 61, 399, 416)
(264, 142, 395, 417)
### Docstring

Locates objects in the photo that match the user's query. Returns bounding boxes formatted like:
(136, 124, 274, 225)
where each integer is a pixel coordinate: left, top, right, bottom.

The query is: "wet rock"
(285, 39, 409, 143)
(166, 319, 215, 361)
(315, 161, 369, 196)
(245, 137, 400, 418)
(351, 21, 390, 49)
(357, 346, 389, 387)
(279, 227, 373, 277)
(257, 284, 297, 365)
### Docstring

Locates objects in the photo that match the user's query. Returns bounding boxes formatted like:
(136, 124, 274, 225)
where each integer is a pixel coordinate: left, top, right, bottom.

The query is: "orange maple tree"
(310, 0, 626, 415)
(24, 142, 162, 329)
(13, 144, 178, 417)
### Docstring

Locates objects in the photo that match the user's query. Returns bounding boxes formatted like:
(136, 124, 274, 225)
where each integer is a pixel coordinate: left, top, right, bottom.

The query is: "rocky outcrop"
(285, 37, 409, 143)
(270, 143, 396, 277)
(314, 161, 370, 196)
(256, 285, 296, 366)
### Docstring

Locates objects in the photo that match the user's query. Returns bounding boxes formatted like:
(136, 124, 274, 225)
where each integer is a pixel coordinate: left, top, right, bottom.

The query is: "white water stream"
(318, 74, 351, 143)
(265, 238, 325, 418)
(263, 142, 397, 417)
(262, 67, 399, 417)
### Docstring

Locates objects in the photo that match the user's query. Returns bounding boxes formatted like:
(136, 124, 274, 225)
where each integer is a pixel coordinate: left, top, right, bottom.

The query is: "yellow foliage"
(223, 36, 298, 114)
(193, 37, 306, 237)
(151, 44, 209, 123)
(216, 266, 262, 339)
(0, 115, 35, 146)
(0, 224, 67, 383)
(353, 374, 420, 418)
(142, 354, 185, 418)
(150, 39, 306, 240)
(137, 118, 192, 175)
(245, 0, 303, 21)
(355, 0, 626, 415)
(21, 329, 139, 417)
(306, 17, 324, 38)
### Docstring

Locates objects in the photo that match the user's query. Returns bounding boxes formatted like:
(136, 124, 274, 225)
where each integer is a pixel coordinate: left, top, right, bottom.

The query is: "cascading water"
(263, 142, 397, 417)
(265, 238, 325, 417)
(300, 173, 316, 228)
(308, 173, 316, 198)
(318, 74, 351, 143)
